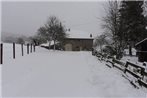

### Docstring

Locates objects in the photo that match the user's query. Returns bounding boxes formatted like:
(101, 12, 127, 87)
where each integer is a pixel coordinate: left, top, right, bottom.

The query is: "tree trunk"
(100, 45, 102, 53)
(54, 40, 55, 50)
(48, 41, 51, 50)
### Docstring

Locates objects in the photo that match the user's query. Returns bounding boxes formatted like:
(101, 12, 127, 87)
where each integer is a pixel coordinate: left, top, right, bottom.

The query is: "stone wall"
(63, 38, 93, 51)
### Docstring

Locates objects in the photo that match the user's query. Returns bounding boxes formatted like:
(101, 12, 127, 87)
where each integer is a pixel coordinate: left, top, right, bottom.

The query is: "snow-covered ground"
(0, 43, 28, 98)
(121, 55, 145, 68)
(1, 44, 147, 97)
(3, 43, 28, 64)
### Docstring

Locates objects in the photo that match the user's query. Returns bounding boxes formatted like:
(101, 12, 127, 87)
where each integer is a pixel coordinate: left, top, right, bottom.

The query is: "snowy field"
(3, 43, 28, 64)
(0, 43, 29, 98)
(1, 44, 147, 97)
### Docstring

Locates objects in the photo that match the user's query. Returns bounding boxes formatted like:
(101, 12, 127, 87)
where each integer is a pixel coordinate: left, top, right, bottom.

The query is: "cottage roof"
(135, 38, 147, 47)
(66, 30, 94, 39)
(40, 41, 59, 47)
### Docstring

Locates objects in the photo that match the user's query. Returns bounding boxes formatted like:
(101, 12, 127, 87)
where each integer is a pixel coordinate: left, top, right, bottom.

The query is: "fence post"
(21, 44, 24, 56)
(13, 43, 15, 59)
(30, 44, 32, 53)
(141, 63, 146, 79)
(34, 45, 35, 52)
(27, 44, 29, 54)
(124, 61, 129, 73)
(0, 43, 3, 64)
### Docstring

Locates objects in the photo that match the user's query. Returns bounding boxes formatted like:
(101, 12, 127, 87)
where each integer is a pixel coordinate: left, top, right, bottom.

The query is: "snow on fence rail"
(92, 49, 147, 89)
(0, 43, 36, 64)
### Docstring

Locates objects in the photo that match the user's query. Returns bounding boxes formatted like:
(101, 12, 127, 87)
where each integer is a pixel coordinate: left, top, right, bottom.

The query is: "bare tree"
(144, 0, 147, 15)
(94, 34, 109, 52)
(37, 16, 67, 50)
(102, 1, 125, 59)
(102, 1, 119, 38)
(37, 26, 51, 47)
(17, 37, 25, 44)
(144, 1, 147, 23)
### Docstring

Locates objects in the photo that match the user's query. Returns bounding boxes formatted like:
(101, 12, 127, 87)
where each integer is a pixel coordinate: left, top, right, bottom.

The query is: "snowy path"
(2, 47, 147, 97)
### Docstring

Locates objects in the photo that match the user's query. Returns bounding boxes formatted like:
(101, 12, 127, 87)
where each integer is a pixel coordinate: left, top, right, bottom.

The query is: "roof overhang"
(64, 38, 94, 40)
(135, 38, 147, 47)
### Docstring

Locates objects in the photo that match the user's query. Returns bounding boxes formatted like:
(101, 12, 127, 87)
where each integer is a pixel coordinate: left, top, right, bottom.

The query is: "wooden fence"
(92, 49, 147, 89)
(0, 43, 36, 64)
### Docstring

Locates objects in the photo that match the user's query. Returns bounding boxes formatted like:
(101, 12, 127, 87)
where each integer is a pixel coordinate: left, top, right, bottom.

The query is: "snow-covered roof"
(135, 38, 147, 47)
(40, 41, 59, 47)
(66, 30, 94, 39)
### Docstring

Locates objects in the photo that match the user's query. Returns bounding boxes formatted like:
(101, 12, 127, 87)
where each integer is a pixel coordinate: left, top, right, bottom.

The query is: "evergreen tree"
(119, 1, 147, 55)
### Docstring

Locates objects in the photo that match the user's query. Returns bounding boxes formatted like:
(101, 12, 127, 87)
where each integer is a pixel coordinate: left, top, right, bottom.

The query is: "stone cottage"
(63, 30, 94, 51)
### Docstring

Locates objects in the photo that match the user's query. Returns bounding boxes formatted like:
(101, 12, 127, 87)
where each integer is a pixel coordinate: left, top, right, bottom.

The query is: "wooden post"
(0, 44, 3, 64)
(13, 43, 15, 59)
(34, 45, 35, 52)
(30, 44, 32, 53)
(27, 44, 29, 54)
(21, 44, 24, 56)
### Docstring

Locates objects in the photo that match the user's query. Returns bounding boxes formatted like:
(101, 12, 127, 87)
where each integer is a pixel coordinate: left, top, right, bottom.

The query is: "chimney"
(90, 34, 92, 38)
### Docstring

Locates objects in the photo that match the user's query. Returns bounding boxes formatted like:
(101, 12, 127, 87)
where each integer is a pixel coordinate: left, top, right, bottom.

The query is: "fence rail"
(92, 49, 147, 89)
(0, 43, 36, 64)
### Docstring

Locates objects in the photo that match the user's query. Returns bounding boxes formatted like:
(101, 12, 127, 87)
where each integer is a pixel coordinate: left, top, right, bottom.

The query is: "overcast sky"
(2, 1, 106, 37)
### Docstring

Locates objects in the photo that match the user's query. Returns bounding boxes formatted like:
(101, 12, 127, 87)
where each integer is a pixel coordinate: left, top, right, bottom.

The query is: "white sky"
(1, 1, 107, 37)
